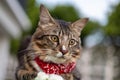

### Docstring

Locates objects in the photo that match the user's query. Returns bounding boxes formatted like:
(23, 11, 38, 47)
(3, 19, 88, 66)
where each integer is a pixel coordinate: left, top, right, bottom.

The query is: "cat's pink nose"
(60, 46, 68, 54)
(60, 49, 68, 54)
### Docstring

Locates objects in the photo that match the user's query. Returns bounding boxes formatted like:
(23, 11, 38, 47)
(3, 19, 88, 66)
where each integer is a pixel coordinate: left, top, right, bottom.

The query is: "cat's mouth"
(39, 51, 71, 64)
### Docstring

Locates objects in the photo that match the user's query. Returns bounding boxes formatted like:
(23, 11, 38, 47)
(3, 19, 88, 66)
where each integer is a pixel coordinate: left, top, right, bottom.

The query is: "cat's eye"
(69, 39, 76, 45)
(51, 35, 59, 42)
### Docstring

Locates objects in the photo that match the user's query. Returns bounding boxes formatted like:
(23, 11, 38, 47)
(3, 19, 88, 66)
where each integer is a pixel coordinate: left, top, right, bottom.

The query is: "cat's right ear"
(71, 18, 89, 35)
(39, 4, 56, 29)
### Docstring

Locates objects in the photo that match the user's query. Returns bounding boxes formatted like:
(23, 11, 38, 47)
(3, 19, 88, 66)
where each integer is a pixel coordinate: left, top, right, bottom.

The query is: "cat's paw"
(23, 72, 37, 80)
(31, 72, 37, 78)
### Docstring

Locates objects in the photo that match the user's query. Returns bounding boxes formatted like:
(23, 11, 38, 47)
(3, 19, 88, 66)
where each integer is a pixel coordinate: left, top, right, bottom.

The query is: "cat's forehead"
(38, 20, 71, 35)
(56, 20, 79, 38)
(56, 20, 71, 27)
(56, 20, 71, 35)
(35, 20, 79, 39)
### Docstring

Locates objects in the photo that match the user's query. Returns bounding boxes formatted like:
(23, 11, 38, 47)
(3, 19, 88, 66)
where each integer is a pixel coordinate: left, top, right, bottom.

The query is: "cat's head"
(30, 5, 88, 64)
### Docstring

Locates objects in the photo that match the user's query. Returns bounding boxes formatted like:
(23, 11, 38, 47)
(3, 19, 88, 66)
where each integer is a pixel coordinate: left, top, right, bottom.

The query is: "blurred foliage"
(50, 5, 79, 22)
(104, 3, 120, 36)
(26, 0, 39, 34)
(10, 38, 20, 54)
(103, 2, 120, 47)
(81, 21, 100, 39)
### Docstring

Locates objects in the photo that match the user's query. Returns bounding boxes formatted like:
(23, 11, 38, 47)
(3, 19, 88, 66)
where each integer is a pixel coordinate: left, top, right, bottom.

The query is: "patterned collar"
(34, 57, 76, 74)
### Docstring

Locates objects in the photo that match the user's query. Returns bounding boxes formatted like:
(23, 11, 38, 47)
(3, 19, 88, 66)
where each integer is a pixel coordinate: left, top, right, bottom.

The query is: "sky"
(36, 0, 119, 25)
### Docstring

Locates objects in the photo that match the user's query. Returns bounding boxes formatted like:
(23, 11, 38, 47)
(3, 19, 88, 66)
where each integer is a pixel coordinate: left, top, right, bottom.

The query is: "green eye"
(51, 35, 59, 42)
(69, 39, 76, 45)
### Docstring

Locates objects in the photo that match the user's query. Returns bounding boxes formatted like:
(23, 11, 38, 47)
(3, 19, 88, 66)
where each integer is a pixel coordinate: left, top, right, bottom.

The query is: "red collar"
(34, 57, 76, 74)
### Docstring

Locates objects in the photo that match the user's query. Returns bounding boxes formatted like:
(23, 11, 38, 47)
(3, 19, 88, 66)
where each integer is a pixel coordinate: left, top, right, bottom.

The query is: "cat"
(15, 4, 88, 80)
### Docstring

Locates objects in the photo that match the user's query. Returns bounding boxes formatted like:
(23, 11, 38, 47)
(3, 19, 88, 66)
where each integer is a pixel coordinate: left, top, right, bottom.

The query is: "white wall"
(0, 36, 10, 80)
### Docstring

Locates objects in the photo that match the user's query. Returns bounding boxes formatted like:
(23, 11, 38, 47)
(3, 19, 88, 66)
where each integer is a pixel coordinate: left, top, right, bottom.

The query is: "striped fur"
(16, 5, 88, 80)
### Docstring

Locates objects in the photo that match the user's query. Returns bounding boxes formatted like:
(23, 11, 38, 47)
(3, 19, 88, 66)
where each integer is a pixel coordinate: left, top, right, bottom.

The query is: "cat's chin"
(43, 55, 70, 64)
(37, 51, 72, 64)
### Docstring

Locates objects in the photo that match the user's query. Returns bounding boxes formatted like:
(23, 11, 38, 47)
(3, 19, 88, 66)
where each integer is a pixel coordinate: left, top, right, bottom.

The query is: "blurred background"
(0, 0, 120, 80)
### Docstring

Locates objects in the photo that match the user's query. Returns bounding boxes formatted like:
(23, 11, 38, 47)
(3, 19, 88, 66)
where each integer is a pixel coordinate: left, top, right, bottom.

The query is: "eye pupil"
(69, 39, 75, 45)
(51, 36, 58, 42)
(53, 37, 56, 40)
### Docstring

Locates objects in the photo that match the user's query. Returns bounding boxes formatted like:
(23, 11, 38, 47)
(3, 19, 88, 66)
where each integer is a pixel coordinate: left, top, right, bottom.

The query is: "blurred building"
(0, 0, 31, 80)
(77, 45, 115, 80)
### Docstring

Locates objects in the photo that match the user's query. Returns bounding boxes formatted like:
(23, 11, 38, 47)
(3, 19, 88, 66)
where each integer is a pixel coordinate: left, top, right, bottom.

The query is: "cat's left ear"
(71, 18, 89, 35)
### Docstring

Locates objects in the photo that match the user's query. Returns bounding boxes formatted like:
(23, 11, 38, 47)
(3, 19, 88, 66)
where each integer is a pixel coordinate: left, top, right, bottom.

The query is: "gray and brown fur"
(15, 5, 88, 80)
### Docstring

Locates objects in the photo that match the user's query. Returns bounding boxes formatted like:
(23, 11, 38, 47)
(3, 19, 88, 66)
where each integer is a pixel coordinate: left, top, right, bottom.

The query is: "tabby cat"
(16, 5, 88, 80)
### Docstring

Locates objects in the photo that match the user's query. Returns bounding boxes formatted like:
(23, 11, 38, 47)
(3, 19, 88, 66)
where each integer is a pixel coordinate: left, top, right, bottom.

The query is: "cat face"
(30, 5, 88, 64)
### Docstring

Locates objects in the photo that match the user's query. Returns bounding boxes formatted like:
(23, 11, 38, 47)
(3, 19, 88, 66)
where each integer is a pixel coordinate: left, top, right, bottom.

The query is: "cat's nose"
(60, 45, 68, 54)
